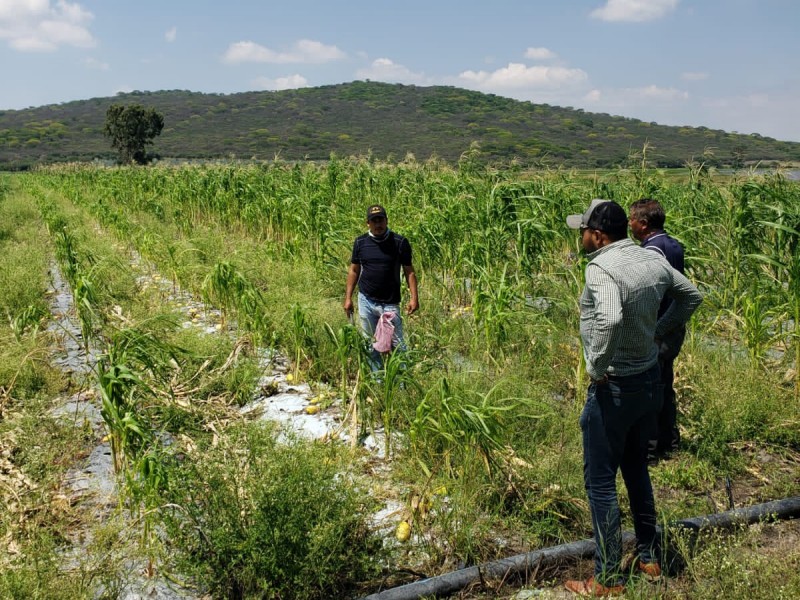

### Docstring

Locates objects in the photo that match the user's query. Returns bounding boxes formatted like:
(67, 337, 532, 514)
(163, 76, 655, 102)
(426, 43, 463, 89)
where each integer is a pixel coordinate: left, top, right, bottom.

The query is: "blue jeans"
(580, 364, 661, 585)
(357, 293, 406, 371)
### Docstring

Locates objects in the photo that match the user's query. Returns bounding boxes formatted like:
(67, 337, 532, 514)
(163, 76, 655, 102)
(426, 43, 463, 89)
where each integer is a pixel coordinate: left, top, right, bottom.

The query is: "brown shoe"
(564, 576, 625, 597)
(638, 560, 662, 582)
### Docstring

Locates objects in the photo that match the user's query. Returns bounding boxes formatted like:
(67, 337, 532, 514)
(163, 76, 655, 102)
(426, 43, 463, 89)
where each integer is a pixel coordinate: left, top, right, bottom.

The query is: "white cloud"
(83, 56, 108, 70)
(744, 93, 770, 108)
(591, 0, 679, 23)
(355, 58, 432, 85)
(165, 26, 176, 43)
(223, 41, 273, 63)
(696, 90, 800, 140)
(458, 63, 588, 91)
(681, 71, 708, 81)
(704, 93, 769, 110)
(252, 74, 309, 91)
(583, 84, 688, 109)
(585, 89, 602, 102)
(0, 0, 95, 51)
(222, 39, 345, 64)
(637, 84, 688, 101)
(576, 85, 799, 141)
(0, 0, 50, 20)
(576, 83, 696, 135)
(524, 47, 557, 61)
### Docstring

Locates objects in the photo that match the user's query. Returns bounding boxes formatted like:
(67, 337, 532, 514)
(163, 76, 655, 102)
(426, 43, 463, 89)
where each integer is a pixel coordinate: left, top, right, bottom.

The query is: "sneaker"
(637, 560, 663, 582)
(564, 576, 625, 597)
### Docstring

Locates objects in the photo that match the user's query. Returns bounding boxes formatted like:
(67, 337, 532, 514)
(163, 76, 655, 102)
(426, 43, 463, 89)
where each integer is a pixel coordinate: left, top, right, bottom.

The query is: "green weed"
(161, 423, 383, 599)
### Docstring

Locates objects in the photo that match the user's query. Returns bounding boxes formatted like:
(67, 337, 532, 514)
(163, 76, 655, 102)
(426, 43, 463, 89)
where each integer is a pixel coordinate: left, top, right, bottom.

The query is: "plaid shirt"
(580, 239, 702, 380)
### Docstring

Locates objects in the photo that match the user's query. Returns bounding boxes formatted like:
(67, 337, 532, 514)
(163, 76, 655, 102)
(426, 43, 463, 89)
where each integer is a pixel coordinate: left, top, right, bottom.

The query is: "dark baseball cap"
(567, 199, 627, 236)
(367, 204, 387, 220)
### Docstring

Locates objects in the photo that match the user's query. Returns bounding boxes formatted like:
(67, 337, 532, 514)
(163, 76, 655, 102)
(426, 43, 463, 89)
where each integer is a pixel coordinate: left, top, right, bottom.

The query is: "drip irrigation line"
(360, 496, 800, 600)
(673, 495, 800, 532)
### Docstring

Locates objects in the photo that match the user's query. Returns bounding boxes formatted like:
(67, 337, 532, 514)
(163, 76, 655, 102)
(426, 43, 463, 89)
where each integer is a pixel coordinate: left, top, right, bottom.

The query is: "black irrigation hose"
(360, 496, 800, 600)
(673, 495, 800, 532)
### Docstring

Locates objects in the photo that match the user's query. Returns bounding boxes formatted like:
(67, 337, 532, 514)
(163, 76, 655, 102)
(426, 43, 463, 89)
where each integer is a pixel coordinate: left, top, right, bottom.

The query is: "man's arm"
(343, 263, 361, 317)
(655, 269, 702, 338)
(584, 265, 623, 381)
(403, 264, 419, 314)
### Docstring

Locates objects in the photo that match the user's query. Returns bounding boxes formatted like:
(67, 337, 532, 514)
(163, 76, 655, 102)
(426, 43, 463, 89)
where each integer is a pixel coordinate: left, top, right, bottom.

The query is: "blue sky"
(2, 0, 798, 142)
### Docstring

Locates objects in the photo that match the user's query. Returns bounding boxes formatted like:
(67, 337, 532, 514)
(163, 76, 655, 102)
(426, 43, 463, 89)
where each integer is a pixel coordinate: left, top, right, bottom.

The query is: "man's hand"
(343, 298, 354, 317)
(406, 298, 419, 315)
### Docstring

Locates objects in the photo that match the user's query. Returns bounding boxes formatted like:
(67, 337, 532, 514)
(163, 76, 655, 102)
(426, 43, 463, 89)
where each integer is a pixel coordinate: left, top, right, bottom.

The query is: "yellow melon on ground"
(395, 520, 411, 542)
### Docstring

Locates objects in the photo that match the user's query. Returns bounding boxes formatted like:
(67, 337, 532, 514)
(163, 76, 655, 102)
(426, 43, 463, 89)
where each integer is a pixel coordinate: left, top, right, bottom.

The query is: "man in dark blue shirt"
(629, 198, 686, 460)
(343, 204, 418, 369)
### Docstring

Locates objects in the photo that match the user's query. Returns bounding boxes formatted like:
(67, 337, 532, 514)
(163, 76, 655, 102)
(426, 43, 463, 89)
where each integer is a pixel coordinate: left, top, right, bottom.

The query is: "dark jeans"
(580, 364, 661, 585)
(651, 356, 679, 453)
(649, 327, 685, 456)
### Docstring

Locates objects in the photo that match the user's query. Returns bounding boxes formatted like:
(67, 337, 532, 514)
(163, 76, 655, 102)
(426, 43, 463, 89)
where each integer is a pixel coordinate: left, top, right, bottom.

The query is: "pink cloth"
(373, 312, 396, 353)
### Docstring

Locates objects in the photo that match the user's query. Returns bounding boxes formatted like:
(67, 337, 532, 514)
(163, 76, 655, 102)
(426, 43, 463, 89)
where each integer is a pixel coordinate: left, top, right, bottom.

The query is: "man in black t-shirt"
(343, 204, 419, 369)
(629, 198, 686, 459)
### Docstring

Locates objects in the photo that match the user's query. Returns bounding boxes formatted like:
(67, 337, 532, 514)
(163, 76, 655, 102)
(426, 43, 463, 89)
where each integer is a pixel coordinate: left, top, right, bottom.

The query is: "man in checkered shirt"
(564, 199, 702, 597)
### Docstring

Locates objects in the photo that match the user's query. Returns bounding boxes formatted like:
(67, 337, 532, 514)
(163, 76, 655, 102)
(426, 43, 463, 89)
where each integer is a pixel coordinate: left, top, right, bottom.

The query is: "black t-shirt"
(351, 231, 412, 304)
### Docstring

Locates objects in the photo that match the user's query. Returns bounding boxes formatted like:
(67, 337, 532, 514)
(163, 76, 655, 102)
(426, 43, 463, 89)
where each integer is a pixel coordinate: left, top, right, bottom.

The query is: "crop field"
(0, 158, 799, 599)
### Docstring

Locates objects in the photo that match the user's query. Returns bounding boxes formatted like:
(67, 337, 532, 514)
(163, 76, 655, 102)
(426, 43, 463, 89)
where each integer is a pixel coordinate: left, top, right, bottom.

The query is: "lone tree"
(104, 104, 164, 164)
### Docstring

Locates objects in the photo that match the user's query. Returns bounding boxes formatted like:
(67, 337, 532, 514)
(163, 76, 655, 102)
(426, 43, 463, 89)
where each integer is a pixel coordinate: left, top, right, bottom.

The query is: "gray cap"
(566, 199, 627, 235)
(566, 199, 608, 229)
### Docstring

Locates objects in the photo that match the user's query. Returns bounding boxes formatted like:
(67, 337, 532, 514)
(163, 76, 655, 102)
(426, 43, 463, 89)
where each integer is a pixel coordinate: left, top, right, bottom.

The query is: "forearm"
(656, 271, 703, 337)
(345, 271, 358, 300)
(401, 264, 419, 313)
(406, 271, 418, 303)
(344, 264, 360, 313)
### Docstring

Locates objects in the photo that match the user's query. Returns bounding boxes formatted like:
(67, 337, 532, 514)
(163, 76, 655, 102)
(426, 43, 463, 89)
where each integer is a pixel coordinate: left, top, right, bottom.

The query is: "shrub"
(161, 423, 383, 599)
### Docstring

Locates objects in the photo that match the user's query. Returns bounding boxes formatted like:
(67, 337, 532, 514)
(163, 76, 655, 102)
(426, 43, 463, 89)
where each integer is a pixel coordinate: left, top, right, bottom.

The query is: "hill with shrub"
(2, 81, 799, 170)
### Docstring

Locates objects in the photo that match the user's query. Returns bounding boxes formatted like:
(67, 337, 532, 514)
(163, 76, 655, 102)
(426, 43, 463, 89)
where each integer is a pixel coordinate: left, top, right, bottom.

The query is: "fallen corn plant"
(201, 260, 268, 337)
(95, 320, 187, 474)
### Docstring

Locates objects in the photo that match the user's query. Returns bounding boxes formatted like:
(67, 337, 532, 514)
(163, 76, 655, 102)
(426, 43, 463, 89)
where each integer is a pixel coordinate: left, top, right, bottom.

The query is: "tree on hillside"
(732, 145, 748, 169)
(104, 104, 164, 164)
